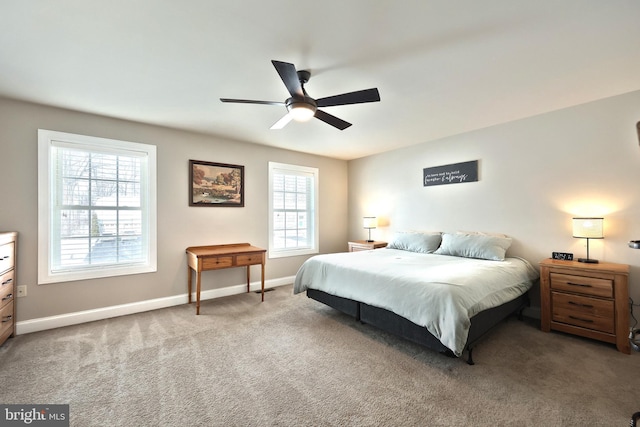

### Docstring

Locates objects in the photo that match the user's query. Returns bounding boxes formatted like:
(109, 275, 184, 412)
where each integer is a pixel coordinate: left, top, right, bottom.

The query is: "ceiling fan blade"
(270, 113, 294, 130)
(220, 98, 285, 106)
(272, 60, 304, 98)
(314, 109, 352, 130)
(316, 88, 380, 108)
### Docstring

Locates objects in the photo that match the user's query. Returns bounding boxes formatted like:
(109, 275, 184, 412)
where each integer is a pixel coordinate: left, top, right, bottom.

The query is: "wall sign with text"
(423, 160, 479, 187)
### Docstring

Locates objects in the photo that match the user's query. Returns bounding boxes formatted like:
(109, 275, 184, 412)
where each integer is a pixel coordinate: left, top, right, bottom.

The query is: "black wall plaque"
(423, 160, 478, 187)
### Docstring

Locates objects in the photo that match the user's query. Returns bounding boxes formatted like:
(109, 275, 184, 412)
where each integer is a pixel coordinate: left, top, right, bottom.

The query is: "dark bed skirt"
(306, 288, 529, 364)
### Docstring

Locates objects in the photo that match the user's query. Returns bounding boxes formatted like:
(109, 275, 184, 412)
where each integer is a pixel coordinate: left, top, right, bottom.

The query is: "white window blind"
(38, 130, 157, 284)
(268, 162, 319, 258)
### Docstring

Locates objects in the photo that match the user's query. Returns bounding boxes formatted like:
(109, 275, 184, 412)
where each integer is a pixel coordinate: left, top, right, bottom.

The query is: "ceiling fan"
(220, 60, 380, 130)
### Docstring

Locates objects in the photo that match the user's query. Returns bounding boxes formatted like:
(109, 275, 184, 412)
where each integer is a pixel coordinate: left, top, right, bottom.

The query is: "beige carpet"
(0, 285, 638, 426)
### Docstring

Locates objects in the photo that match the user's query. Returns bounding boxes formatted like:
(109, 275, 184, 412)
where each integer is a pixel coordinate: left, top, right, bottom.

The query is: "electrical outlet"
(17, 285, 27, 297)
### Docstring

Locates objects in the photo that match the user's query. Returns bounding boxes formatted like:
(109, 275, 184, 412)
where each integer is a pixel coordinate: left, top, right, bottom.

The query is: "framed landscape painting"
(189, 160, 244, 207)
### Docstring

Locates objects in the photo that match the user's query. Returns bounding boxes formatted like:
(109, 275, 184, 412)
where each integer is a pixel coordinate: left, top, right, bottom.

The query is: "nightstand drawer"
(551, 291, 614, 334)
(550, 272, 613, 298)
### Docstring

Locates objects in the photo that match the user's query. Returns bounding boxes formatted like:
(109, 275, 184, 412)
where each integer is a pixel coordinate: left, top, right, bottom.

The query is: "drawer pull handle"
(568, 301, 594, 309)
(2, 293, 12, 301)
(567, 282, 592, 288)
(1, 279, 12, 285)
(1, 256, 9, 260)
(569, 315, 594, 323)
(2, 315, 12, 322)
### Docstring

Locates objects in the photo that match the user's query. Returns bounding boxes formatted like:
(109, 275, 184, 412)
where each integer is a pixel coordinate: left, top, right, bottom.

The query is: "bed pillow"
(387, 231, 442, 254)
(434, 232, 512, 261)
(456, 230, 509, 238)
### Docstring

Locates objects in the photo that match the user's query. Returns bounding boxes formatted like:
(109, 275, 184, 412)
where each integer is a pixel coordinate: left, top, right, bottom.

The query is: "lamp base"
(366, 240, 374, 243)
(578, 258, 599, 264)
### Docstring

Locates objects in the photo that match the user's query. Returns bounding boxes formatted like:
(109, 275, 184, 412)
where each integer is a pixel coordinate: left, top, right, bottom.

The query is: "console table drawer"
(202, 256, 234, 269)
(551, 292, 614, 333)
(236, 254, 263, 266)
(550, 272, 613, 298)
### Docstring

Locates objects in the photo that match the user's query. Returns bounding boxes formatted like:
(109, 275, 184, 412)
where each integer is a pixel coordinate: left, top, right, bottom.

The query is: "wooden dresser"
(539, 258, 630, 354)
(0, 232, 17, 347)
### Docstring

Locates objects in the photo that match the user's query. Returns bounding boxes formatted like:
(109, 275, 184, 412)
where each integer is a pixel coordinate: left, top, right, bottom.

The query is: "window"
(268, 162, 319, 258)
(38, 129, 157, 284)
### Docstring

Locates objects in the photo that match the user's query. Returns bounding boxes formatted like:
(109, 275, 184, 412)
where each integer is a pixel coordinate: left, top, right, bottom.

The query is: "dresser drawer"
(1, 269, 14, 290)
(0, 242, 14, 275)
(236, 254, 263, 266)
(550, 272, 613, 298)
(552, 292, 614, 334)
(202, 256, 233, 270)
(0, 275, 13, 308)
(0, 301, 14, 337)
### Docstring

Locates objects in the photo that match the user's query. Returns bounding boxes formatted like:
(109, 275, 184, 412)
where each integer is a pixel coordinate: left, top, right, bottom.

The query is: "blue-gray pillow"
(387, 232, 442, 254)
(434, 233, 512, 261)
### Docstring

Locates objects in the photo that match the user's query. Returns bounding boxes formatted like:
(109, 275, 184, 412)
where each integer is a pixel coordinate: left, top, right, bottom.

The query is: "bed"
(293, 231, 539, 364)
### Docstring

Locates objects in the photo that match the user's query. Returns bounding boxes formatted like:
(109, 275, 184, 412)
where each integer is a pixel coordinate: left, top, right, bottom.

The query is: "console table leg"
(246, 266, 250, 293)
(261, 262, 265, 302)
(196, 271, 201, 315)
(187, 267, 192, 304)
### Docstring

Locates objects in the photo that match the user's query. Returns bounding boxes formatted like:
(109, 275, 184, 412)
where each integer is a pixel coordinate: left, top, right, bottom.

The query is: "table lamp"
(572, 217, 603, 263)
(363, 217, 377, 243)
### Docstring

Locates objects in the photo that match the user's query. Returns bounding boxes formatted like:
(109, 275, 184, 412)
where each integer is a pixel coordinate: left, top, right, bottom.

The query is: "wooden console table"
(186, 243, 266, 315)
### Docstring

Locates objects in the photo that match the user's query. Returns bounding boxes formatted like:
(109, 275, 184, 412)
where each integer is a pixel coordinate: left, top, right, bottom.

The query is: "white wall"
(348, 90, 640, 310)
(0, 97, 348, 324)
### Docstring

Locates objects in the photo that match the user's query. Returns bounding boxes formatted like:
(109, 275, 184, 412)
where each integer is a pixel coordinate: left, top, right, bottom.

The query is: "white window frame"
(268, 162, 319, 259)
(37, 129, 157, 284)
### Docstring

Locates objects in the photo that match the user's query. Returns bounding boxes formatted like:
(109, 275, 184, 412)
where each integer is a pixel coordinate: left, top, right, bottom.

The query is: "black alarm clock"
(552, 252, 574, 260)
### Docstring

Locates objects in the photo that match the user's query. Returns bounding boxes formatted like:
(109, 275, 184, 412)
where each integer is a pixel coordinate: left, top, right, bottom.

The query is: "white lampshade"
(363, 217, 377, 229)
(573, 218, 604, 239)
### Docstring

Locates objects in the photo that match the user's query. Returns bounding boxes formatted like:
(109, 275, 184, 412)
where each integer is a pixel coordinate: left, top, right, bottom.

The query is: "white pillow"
(387, 231, 442, 254)
(456, 230, 509, 238)
(435, 232, 512, 261)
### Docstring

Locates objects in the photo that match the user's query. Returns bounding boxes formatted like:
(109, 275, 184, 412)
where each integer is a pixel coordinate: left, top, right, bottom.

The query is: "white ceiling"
(1, 1, 639, 160)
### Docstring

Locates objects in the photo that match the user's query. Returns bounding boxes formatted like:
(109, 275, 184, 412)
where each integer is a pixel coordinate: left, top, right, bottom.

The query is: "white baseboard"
(16, 276, 295, 335)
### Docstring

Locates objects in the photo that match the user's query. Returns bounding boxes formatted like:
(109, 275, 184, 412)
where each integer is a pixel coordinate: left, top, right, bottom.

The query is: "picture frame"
(189, 160, 244, 207)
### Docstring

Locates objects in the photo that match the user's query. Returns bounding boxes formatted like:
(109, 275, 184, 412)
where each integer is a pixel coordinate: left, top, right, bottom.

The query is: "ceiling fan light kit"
(287, 98, 316, 122)
(220, 60, 380, 130)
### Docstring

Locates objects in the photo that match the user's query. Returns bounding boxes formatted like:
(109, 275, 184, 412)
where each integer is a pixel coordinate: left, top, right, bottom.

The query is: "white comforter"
(294, 249, 539, 356)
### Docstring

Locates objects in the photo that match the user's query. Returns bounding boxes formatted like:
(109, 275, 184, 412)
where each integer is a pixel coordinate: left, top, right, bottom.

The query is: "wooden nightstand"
(348, 240, 387, 252)
(539, 258, 630, 354)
